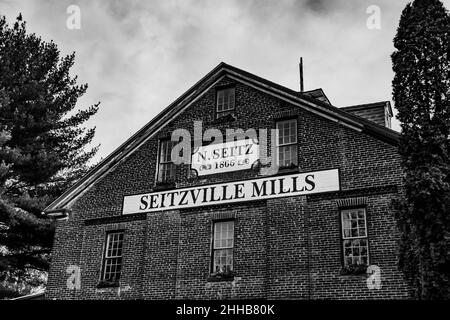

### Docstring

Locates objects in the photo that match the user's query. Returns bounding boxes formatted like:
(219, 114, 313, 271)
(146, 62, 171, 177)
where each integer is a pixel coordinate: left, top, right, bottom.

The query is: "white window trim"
(340, 208, 370, 266)
(216, 87, 235, 116)
(213, 221, 234, 250)
(156, 139, 176, 182)
(211, 220, 235, 273)
(340, 208, 368, 240)
(275, 119, 298, 167)
(101, 232, 124, 282)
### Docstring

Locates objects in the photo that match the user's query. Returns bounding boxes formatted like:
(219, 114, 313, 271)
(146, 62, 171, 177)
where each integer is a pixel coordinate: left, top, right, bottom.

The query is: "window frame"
(100, 230, 125, 284)
(156, 138, 177, 183)
(210, 219, 235, 275)
(215, 86, 236, 119)
(340, 207, 370, 268)
(275, 118, 298, 169)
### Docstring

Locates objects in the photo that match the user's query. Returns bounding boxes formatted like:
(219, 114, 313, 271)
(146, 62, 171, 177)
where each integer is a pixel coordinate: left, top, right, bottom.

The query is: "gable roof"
(44, 62, 400, 214)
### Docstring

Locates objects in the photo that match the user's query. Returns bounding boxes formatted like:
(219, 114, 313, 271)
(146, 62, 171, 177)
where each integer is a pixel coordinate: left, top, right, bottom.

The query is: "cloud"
(303, 0, 335, 13)
(2, 0, 449, 161)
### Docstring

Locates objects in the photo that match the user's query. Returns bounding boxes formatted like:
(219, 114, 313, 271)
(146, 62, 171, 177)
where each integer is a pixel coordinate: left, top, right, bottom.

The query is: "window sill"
(154, 181, 176, 191)
(207, 273, 236, 282)
(97, 281, 120, 288)
(276, 166, 299, 174)
(210, 113, 236, 125)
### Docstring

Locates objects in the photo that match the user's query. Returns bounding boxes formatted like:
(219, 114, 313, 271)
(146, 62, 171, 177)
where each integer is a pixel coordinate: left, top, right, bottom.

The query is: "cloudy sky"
(1, 0, 449, 161)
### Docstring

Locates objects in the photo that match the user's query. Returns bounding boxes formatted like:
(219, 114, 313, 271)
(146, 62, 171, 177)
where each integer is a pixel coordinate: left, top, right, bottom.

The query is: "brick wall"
(45, 76, 410, 299)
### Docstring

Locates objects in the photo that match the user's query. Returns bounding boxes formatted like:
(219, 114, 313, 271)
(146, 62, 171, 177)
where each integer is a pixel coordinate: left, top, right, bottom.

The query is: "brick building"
(44, 62, 410, 299)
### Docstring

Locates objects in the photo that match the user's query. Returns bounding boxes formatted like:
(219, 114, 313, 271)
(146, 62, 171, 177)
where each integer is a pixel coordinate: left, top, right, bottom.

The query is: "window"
(216, 87, 235, 118)
(276, 119, 298, 168)
(212, 220, 234, 274)
(101, 231, 124, 283)
(341, 208, 369, 267)
(158, 139, 177, 182)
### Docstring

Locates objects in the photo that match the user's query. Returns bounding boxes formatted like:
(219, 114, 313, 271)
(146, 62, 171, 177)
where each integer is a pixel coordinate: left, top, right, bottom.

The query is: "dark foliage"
(392, 0, 450, 299)
(0, 14, 99, 297)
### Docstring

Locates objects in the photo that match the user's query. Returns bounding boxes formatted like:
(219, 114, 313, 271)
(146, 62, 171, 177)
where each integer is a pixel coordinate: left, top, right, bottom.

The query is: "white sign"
(191, 140, 259, 176)
(122, 168, 340, 215)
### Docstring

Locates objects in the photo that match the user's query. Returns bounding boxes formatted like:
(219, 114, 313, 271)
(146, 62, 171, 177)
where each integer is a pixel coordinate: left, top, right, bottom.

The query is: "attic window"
(216, 87, 235, 119)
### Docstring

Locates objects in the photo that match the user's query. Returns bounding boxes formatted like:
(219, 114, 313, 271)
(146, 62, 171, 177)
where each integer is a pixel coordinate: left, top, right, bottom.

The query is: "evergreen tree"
(0, 14, 99, 296)
(392, 0, 450, 299)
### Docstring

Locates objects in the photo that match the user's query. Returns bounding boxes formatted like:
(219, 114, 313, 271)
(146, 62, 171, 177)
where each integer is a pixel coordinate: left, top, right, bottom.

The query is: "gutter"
(44, 208, 71, 220)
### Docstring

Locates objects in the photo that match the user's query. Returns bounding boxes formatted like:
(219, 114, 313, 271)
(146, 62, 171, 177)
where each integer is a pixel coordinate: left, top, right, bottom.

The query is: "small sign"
(191, 140, 259, 176)
(122, 168, 340, 215)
